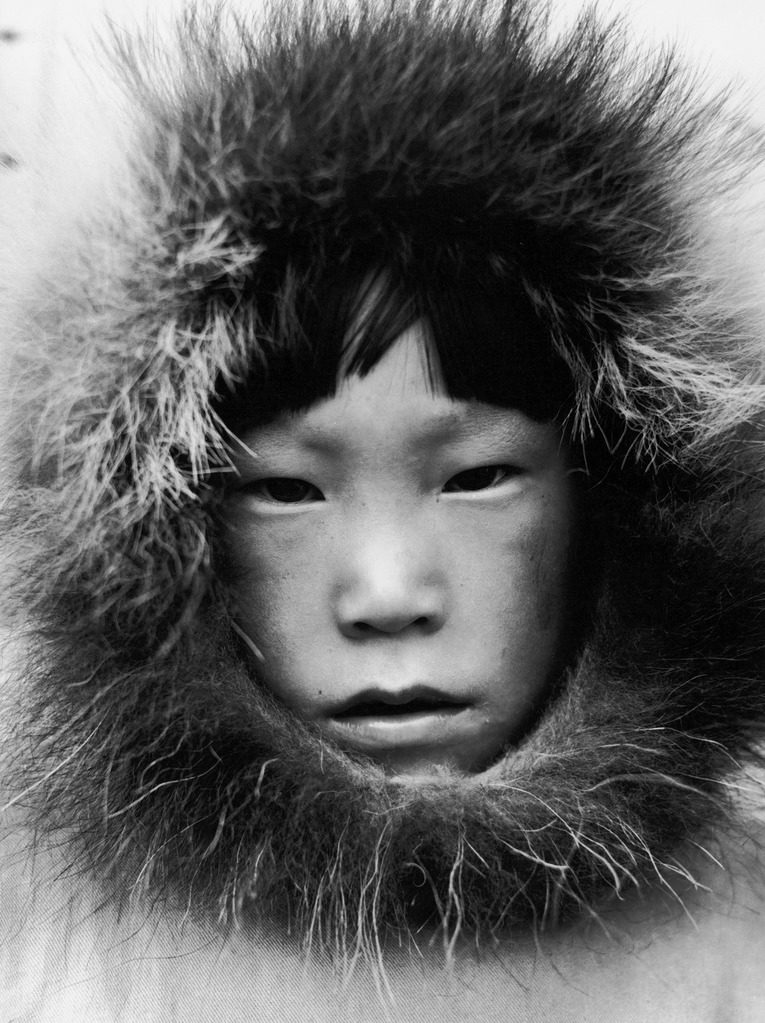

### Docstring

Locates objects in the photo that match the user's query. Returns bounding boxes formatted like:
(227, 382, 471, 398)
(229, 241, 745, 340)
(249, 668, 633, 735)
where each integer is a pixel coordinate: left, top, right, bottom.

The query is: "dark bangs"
(216, 255, 573, 432)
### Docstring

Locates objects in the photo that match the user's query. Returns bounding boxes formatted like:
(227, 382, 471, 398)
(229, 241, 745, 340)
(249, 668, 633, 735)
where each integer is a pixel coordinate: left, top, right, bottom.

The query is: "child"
(2, 1, 765, 1019)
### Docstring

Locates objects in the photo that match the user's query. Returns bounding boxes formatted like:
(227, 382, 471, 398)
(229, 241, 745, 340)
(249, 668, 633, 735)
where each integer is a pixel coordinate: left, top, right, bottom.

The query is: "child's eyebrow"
(263, 405, 544, 454)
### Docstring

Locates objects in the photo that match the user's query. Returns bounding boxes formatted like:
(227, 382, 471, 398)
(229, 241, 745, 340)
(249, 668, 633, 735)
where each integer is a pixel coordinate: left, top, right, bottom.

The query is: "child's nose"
(338, 601, 444, 637)
(334, 527, 447, 639)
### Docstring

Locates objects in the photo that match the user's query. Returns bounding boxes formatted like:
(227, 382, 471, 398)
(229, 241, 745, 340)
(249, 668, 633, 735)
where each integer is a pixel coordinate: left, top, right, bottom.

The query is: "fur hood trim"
(2, 0, 765, 962)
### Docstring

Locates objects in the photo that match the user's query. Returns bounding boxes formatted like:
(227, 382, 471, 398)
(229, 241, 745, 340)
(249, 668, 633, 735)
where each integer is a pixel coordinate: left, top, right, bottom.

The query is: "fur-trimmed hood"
(2, 0, 765, 964)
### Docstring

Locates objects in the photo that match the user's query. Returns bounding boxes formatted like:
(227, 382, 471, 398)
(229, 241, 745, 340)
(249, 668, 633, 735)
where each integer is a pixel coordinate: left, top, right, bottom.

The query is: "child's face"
(223, 326, 575, 777)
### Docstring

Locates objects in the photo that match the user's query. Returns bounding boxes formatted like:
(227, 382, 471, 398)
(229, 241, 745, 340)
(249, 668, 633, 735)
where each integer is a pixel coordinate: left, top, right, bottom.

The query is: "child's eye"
(442, 465, 520, 493)
(244, 477, 324, 504)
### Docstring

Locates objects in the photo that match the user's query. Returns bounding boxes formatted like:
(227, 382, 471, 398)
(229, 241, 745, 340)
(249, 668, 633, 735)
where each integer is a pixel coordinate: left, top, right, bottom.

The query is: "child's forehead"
(233, 330, 565, 462)
(216, 261, 574, 433)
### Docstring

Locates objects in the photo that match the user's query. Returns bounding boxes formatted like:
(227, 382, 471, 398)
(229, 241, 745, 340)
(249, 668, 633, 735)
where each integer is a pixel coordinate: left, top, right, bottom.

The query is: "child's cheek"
(220, 510, 342, 709)
(451, 482, 573, 629)
(450, 483, 575, 737)
(524, 492, 575, 635)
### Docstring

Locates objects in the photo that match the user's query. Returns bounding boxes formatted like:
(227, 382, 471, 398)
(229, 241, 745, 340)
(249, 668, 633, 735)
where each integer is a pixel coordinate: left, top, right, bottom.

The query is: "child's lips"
(324, 686, 474, 751)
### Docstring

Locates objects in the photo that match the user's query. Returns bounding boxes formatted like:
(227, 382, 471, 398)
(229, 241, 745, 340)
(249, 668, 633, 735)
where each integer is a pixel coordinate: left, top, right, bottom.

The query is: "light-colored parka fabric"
(3, 832, 765, 1021)
(2, 2, 765, 1019)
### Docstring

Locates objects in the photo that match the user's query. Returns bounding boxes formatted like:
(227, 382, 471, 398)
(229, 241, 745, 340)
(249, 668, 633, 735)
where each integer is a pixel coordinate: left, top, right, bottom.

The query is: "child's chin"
(357, 732, 522, 787)
(353, 744, 487, 781)
(382, 759, 470, 785)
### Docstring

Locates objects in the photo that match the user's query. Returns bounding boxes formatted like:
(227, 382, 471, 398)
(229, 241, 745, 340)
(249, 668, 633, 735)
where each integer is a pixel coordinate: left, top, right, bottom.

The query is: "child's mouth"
(325, 687, 473, 753)
(334, 696, 464, 719)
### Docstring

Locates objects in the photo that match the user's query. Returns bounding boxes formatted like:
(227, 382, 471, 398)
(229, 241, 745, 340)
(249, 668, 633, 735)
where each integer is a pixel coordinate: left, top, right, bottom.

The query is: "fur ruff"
(2, 0, 765, 965)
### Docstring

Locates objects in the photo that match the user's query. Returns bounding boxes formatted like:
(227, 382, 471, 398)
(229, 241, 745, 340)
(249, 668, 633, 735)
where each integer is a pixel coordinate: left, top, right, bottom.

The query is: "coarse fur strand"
(1, 0, 765, 969)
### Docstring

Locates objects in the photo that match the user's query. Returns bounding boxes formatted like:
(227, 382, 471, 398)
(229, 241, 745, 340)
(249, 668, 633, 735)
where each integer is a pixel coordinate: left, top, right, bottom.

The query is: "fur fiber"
(2, 0, 765, 967)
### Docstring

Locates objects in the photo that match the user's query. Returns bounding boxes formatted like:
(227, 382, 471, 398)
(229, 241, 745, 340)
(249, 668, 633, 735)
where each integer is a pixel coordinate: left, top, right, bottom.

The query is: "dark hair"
(215, 241, 574, 431)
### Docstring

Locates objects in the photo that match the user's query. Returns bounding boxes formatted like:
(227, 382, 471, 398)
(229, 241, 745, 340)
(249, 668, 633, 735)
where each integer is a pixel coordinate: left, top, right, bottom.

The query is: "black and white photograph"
(2, 1, 765, 1019)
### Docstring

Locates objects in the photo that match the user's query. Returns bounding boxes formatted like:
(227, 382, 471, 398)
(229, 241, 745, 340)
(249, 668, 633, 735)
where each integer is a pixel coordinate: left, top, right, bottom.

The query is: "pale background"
(2, 0, 765, 177)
